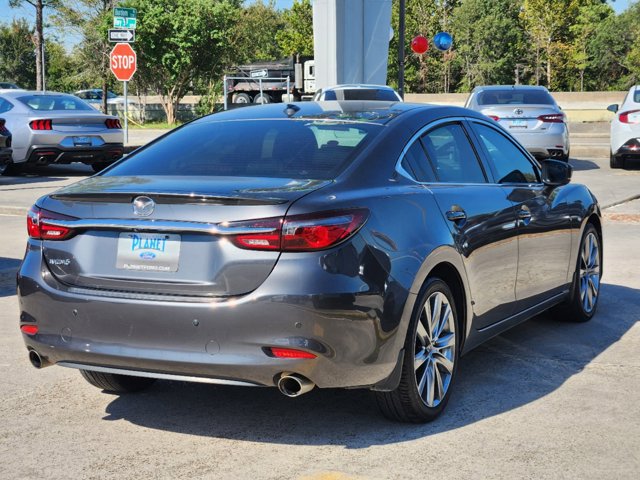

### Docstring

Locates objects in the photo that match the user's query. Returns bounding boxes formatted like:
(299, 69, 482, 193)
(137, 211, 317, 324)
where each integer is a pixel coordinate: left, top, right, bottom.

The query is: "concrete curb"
(0, 206, 27, 216)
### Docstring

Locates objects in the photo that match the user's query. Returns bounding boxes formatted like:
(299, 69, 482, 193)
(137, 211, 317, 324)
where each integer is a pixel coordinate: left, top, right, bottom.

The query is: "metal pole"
(287, 76, 290, 103)
(124, 80, 128, 144)
(259, 78, 263, 104)
(42, 43, 46, 93)
(223, 75, 228, 111)
(398, 0, 406, 99)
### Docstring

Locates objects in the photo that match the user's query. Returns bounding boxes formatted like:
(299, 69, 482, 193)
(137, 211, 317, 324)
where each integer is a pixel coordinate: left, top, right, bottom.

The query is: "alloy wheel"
(580, 232, 600, 313)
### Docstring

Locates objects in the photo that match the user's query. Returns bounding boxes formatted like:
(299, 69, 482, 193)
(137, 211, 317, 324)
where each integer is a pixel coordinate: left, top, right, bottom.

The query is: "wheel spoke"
(424, 362, 436, 406)
(434, 302, 451, 340)
(434, 364, 444, 402)
(434, 332, 455, 350)
(417, 317, 429, 345)
(417, 359, 430, 395)
(414, 349, 429, 371)
(433, 352, 454, 375)
(430, 294, 442, 338)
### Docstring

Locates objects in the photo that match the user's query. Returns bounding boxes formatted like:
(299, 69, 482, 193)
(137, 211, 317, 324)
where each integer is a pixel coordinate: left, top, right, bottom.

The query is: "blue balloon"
(434, 32, 453, 51)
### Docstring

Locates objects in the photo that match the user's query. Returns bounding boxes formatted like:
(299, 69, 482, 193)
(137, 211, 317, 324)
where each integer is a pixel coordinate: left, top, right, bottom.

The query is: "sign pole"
(124, 80, 128, 144)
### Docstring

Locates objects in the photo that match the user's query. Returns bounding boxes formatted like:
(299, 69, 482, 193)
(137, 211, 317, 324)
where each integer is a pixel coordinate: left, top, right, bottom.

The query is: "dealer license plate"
(116, 233, 181, 272)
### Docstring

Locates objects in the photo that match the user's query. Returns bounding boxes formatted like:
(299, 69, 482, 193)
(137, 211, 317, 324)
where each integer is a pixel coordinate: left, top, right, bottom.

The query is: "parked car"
(465, 85, 570, 161)
(0, 90, 124, 174)
(0, 118, 12, 175)
(313, 84, 402, 102)
(74, 89, 126, 109)
(18, 101, 602, 422)
(0, 82, 22, 90)
(607, 85, 640, 169)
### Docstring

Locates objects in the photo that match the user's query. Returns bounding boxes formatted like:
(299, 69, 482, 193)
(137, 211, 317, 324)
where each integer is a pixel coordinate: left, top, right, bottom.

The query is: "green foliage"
(233, 1, 285, 63)
(276, 0, 313, 57)
(0, 19, 36, 89)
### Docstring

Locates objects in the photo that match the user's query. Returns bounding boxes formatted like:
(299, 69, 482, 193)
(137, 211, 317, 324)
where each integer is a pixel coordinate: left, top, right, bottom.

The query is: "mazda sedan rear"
(18, 101, 601, 422)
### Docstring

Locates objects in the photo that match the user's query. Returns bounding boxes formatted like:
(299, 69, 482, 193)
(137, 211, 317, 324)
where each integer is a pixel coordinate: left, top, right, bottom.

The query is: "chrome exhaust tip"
(28, 349, 50, 369)
(277, 373, 315, 397)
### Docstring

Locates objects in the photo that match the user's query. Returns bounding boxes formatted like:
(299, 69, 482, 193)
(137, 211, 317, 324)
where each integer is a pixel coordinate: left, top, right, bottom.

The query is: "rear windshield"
(477, 89, 555, 106)
(105, 119, 381, 180)
(324, 89, 399, 101)
(17, 94, 94, 111)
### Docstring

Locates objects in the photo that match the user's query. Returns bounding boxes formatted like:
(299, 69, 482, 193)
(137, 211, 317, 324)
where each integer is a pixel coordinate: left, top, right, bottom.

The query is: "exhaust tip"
(28, 349, 43, 369)
(277, 373, 315, 397)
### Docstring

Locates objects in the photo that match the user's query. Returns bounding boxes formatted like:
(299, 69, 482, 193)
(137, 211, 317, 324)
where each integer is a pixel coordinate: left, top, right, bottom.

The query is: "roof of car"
(0, 90, 72, 98)
(321, 84, 397, 91)
(471, 85, 550, 92)
(196, 101, 482, 126)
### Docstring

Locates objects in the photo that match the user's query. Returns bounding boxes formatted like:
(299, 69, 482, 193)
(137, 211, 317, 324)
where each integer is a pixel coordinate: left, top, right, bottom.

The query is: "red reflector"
(487, 115, 499, 121)
(20, 325, 38, 335)
(269, 348, 317, 359)
(29, 119, 53, 130)
(619, 110, 640, 124)
(27, 205, 77, 241)
(538, 114, 565, 123)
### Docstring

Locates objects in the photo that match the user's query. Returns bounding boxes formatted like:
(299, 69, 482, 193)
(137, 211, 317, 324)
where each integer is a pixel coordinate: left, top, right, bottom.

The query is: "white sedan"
(608, 86, 640, 169)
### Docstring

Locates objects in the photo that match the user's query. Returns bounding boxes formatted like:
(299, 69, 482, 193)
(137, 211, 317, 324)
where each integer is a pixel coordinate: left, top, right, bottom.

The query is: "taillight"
(267, 347, 317, 359)
(618, 110, 640, 124)
(487, 115, 499, 121)
(20, 325, 38, 335)
(105, 118, 122, 129)
(537, 114, 565, 123)
(0, 119, 7, 133)
(27, 205, 77, 241)
(229, 209, 369, 252)
(29, 119, 53, 130)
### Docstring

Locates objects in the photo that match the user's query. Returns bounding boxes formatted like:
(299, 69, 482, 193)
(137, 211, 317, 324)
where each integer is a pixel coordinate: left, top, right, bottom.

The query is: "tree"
(124, 0, 240, 124)
(0, 19, 36, 89)
(9, 0, 61, 91)
(232, 0, 284, 63)
(276, 0, 313, 58)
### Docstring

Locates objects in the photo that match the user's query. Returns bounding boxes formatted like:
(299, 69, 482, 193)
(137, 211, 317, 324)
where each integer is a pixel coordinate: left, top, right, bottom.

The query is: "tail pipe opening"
(277, 373, 315, 397)
(28, 349, 51, 369)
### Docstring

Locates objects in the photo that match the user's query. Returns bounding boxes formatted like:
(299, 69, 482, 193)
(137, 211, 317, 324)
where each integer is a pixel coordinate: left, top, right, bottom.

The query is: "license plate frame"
(72, 136, 93, 146)
(510, 119, 527, 128)
(116, 232, 181, 272)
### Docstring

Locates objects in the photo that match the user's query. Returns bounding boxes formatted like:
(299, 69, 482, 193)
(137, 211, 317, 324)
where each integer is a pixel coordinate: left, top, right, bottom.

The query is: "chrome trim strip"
(58, 362, 261, 387)
(42, 218, 277, 235)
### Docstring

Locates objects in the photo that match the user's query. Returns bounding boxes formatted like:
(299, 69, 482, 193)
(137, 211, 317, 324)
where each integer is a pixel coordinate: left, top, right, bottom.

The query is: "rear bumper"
(509, 127, 569, 157)
(17, 240, 408, 390)
(25, 143, 124, 166)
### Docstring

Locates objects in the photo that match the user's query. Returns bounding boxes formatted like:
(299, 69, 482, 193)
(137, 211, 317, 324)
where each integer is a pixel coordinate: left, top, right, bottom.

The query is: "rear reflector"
(105, 118, 122, 129)
(27, 205, 78, 241)
(538, 114, 565, 123)
(229, 209, 369, 252)
(619, 110, 640, 124)
(20, 325, 38, 335)
(29, 119, 53, 130)
(268, 347, 317, 359)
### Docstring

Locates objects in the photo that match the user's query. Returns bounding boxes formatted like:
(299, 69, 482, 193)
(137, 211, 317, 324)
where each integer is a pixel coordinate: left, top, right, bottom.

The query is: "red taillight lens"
(29, 119, 53, 130)
(20, 325, 38, 335)
(228, 209, 369, 252)
(618, 110, 640, 124)
(268, 347, 317, 359)
(538, 114, 565, 123)
(27, 205, 77, 241)
(105, 118, 122, 129)
(487, 115, 500, 121)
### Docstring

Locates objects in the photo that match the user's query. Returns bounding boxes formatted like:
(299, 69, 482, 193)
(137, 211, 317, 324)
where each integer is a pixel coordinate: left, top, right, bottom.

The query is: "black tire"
(232, 93, 252, 104)
(1, 161, 22, 176)
(375, 277, 460, 423)
(553, 223, 602, 322)
(91, 162, 111, 173)
(80, 369, 156, 393)
(610, 152, 623, 169)
(560, 149, 570, 161)
(253, 93, 272, 104)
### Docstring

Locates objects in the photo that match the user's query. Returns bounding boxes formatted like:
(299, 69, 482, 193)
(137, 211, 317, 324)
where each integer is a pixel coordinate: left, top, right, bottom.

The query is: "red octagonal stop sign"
(110, 43, 137, 81)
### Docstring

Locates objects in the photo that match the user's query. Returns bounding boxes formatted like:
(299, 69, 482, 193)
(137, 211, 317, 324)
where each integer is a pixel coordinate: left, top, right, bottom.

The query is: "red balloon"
(411, 35, 429, 55)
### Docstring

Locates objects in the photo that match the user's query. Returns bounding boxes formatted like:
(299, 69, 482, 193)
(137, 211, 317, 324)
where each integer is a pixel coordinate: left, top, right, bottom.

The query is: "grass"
(128, 121, 183, 130)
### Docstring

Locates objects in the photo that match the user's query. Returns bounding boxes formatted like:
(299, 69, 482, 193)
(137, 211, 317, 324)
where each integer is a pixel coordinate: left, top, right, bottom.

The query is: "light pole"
(397, 0, 406, 99)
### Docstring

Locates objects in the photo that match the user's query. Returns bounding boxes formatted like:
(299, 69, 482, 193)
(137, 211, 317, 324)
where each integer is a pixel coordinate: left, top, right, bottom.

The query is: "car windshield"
(477, 89, 555, 106)
(105, 119, 381, 180)
(324, 89, 399, 101)
(17, 94, 94, 111)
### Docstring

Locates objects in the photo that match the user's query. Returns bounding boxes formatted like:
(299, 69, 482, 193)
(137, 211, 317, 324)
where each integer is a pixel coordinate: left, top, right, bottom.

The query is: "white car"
(0, 90, 124, 175)
(313, 84, 402, 102)
(608, 86, 640, 169)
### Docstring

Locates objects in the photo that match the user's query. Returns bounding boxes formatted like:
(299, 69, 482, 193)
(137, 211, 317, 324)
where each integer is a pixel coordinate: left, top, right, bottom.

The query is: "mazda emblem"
(132, 196, 155, 217)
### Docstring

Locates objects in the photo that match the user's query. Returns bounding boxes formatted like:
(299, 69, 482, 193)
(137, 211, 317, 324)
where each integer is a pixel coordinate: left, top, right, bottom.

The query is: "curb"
(0, 206, 28, 216)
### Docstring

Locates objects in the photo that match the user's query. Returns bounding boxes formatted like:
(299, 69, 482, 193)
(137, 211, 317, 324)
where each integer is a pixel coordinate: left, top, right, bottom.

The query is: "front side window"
(421, 123, 486, 183)
(473, 123, 539, 184)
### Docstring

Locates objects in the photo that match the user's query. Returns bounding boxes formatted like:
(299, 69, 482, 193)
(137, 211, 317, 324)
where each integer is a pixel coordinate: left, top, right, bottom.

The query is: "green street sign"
(114, 7, 136, 19)
(113, 17, 137, 29)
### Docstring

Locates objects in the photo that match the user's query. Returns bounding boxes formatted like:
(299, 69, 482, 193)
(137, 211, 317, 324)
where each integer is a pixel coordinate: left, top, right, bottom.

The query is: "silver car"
(465, 85, 570, 160)
(0, 90, 124, 175)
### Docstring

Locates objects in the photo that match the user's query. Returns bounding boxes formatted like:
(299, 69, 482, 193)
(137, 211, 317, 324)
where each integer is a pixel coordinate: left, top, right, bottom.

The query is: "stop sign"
(110, 43, 137, 81)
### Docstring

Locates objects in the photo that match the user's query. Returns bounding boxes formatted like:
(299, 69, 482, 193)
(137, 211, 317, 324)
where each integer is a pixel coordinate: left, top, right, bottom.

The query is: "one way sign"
(108, 29, 135, 43)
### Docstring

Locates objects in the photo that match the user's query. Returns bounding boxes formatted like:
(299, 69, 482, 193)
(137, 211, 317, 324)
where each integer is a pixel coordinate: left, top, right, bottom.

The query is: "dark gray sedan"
(18, 101, 602, 422)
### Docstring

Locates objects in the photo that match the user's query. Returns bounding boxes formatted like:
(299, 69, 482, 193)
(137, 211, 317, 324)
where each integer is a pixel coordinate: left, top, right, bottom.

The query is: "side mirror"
(607, 104, 619, 113)
(541, 159, 572, 186)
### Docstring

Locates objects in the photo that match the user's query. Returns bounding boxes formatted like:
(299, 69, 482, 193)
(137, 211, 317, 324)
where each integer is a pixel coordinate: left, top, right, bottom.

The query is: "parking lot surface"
(0, 129, 638, 479)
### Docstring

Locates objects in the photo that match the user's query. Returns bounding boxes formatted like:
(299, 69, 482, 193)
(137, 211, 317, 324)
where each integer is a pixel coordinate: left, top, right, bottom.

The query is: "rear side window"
(106, 120, 380, 180)
(477, 89, 555, 106)
(401, 141, 437, 182)
(473, 123, 539, 184)
(0, 98, 13, 114)
(17, 95, 94, 111)
(421, 123, 486, 183)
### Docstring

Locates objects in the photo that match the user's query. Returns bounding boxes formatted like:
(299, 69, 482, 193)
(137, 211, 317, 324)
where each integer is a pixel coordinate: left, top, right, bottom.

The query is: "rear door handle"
(446, 210, 467, 222)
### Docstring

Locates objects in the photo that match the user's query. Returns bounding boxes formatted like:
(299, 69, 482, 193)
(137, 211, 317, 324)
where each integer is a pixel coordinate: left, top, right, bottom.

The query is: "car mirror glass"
(607, 104, 619, 113)
(541, 159, 572, 186)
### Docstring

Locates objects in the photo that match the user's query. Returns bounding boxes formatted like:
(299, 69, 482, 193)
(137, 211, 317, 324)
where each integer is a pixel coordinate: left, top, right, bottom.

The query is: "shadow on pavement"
(101, 283, 638, 446)
(570, 158, 600, 171)
(0, 257, 20, 298)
